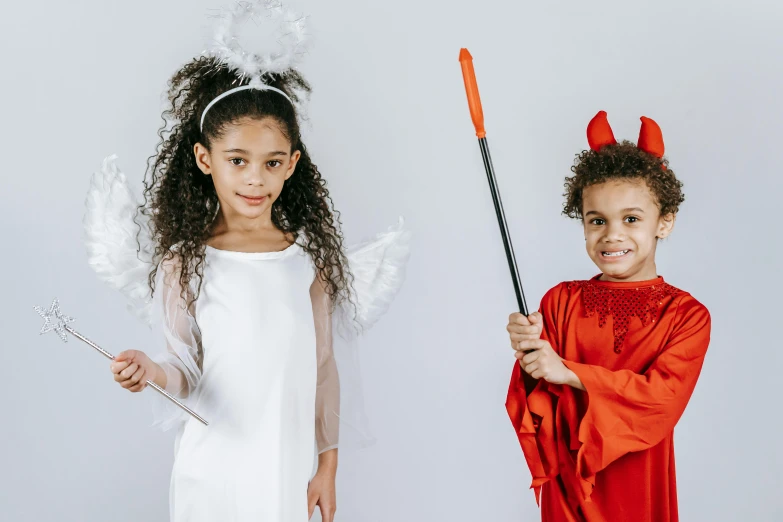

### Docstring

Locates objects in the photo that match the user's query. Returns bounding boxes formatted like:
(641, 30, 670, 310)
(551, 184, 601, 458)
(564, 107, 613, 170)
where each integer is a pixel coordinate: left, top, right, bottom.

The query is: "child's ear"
(657, 213, 676, 239)
(193, 143, 212, 175)
(285, 150, 301, 180)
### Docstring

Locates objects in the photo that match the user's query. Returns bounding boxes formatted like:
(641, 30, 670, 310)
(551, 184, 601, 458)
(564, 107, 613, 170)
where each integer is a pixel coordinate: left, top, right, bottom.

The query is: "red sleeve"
(560, 295, 711, 498)
(505, 283, 566, 503)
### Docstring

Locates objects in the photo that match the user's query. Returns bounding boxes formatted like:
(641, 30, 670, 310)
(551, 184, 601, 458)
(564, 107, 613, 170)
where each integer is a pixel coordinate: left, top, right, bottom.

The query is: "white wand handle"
(35, 298, 208, 426)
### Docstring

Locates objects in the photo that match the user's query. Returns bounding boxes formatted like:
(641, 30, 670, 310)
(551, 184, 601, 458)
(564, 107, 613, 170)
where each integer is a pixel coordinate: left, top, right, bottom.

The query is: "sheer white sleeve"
(148, 256, 203, 431)
(311, 276, 340, 454)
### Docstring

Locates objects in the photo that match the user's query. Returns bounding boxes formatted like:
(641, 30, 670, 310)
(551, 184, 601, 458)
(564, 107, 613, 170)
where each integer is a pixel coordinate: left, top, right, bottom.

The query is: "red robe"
(506, 275, 710, 521)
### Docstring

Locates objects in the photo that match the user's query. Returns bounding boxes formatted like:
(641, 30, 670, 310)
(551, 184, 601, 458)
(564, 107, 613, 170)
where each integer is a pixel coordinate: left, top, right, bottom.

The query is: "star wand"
(34, 298, 208, 426)
(459, 48, 529, 316)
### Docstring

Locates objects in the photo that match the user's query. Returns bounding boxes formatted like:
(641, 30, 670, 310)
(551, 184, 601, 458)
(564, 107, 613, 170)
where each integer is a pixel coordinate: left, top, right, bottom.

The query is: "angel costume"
(82, 3, 410, 520)
(84, 156, 410, 521)
(159, 242, 330, 521)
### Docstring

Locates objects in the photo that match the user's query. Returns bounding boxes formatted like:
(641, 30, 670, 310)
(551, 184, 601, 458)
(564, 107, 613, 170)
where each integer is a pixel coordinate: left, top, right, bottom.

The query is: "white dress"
(152, 241, 339, 522)
(82, 154, 411, 522)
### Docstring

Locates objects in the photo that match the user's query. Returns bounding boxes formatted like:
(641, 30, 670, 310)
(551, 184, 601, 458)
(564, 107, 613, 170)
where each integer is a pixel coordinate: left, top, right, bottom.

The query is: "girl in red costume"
(506, 111, 711, 522)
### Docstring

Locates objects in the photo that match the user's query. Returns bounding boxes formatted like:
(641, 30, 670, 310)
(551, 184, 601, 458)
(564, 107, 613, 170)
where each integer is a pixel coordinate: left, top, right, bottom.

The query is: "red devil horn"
(587, 111, 617, 151)
(637, 116, 664, 158)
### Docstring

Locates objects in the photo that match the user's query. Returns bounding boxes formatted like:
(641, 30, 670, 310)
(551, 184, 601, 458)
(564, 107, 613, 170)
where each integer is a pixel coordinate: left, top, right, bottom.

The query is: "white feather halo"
(205, 0, 309, 86)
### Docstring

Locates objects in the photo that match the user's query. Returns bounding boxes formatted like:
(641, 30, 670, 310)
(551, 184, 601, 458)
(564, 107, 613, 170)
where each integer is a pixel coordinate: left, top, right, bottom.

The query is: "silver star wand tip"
(33, 298, 208, 426)
(35, 298, 74, 342)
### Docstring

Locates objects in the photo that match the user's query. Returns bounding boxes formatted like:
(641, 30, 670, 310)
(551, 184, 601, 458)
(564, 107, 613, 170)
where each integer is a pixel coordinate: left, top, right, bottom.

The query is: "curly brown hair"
(562, 141, 684, 220)
(136, 56, 352, 308)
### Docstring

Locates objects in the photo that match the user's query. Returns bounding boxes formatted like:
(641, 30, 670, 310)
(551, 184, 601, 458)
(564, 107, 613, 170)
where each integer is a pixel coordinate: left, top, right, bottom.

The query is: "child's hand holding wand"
(110, 350, 165, 393)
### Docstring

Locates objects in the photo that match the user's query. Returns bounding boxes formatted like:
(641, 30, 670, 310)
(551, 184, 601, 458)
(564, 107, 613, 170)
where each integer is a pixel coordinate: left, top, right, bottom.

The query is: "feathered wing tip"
(336, 217, 412, 337)
(83, 155, 156, 324)
(329, 217, 411, 452)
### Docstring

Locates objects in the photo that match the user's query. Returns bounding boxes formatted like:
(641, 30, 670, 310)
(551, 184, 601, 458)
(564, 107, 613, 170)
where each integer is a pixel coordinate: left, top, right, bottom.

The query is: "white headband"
(199, 84, 294, 132)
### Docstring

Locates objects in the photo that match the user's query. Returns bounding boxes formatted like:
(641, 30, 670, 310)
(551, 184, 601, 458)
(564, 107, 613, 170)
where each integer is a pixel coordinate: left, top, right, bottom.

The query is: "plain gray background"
(2, 0, 780, 520)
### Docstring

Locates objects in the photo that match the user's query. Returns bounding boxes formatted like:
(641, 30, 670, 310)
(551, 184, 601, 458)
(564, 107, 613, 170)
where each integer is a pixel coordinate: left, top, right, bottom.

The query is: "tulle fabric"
(148, 254, 342, 455)
(84, 157, 410, 453)
(311, 275, 340, 453)
(148, 256, 203, 432)
(329, 218, 412, 450)
(146, 217, 411, 453)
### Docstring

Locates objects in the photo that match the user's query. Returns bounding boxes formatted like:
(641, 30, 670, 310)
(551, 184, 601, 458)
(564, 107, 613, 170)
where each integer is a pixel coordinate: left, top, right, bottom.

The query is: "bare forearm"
(151, 361, 168, 389)
(317, 448, 338, 476)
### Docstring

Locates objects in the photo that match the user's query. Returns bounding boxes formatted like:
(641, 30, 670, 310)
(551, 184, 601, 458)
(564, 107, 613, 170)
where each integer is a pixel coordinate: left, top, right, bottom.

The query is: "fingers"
(516, 339, 547, 352)
(111, 352, 151, 393)
(509, 312, 543, 326)
(114, 363, 139, 382)
(509, 332, 542, 345)
(110, 359, 131, 375)
(508, 313, 544, 346)
(307, 489, 318, 519)
(113, 368, 133, 383)
(113, 363, 148, 391)
(508, 324, 542, 337)
(131, 365, 145, 383)
(520, 350, 540, 365)
(128, 381, 147, 393)
(522, 362, 539, 375)
(517, 352, 540, 373)
(508, 313, 531, 326)
(114, 350, 137, 363)
(119, 367, 141, 389)
(127, 367, 148, 393)
(121, 363, 139, 380)
(111, 349, 142, 375)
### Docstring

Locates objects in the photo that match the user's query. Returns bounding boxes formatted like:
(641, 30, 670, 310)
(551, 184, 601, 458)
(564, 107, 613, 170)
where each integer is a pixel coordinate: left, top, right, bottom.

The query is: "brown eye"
(591, 218, 605, 226)
(625, 216, 639, 223)
(230, 158, 245, 166)
(267, 160, 282, 168)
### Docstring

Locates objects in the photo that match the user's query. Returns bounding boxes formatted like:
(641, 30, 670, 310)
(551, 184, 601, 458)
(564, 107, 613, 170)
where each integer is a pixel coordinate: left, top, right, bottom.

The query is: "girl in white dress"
(83, 5, 410, 521)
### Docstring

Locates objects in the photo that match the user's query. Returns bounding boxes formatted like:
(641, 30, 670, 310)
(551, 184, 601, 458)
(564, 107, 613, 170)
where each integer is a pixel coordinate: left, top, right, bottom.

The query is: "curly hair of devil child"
(135, 56, 353, 309)
(561, 141, 685, 220)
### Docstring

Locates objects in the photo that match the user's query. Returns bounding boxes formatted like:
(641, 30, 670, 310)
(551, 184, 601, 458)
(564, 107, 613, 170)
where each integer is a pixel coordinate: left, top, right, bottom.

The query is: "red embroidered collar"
(568, 276, 680, 353)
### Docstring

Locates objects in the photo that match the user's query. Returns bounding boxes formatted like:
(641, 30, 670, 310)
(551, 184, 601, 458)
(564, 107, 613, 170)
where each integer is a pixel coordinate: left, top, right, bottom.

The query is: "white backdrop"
(1, 0, 780, 520)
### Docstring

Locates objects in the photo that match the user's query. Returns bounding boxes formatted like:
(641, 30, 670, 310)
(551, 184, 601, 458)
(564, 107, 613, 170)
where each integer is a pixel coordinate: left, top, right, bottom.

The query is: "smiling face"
(582, 179, 675, 282)
(194, 116, 301, 223)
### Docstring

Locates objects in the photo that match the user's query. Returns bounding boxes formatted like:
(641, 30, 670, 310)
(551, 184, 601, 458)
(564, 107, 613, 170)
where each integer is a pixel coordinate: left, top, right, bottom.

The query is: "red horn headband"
(586, 110, 665, 158)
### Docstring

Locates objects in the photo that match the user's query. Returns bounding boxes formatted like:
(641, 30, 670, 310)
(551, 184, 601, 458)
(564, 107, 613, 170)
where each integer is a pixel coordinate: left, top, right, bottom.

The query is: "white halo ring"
(205, 0, 309, 83)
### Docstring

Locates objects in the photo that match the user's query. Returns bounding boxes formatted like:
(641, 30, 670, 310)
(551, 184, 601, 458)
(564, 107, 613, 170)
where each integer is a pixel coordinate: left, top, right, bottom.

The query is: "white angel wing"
(83, 155, 156, 324)
(337, 216, 412, 336)
(330, 217, 412, 452)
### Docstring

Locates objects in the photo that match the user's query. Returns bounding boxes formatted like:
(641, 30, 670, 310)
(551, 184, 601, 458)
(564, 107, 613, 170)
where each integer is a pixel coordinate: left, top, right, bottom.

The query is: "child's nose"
(604, 221, 625, 240)
(244, 165, 265, 185)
